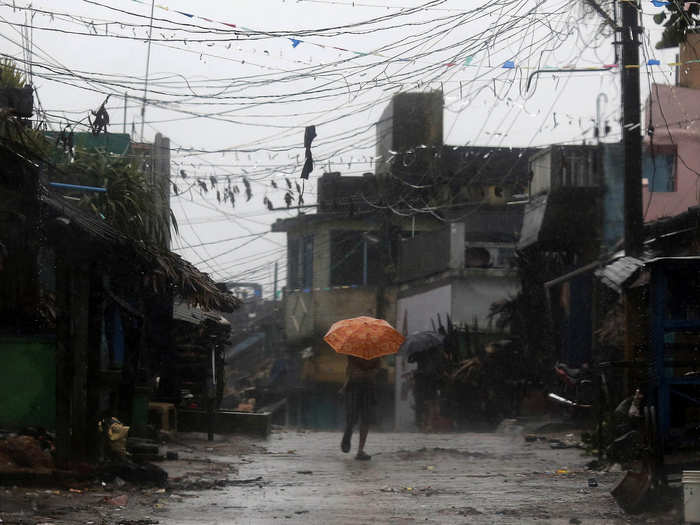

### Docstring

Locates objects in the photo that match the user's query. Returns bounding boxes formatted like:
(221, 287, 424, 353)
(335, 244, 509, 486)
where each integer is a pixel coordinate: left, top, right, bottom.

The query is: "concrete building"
(273, 92, 537, 430)
(393, 204, 525, 430)
(375, 91, 443, 176)
(639, 33, 700, 222)
(642, 83, 700, 222)
(271, 177, 437, 428)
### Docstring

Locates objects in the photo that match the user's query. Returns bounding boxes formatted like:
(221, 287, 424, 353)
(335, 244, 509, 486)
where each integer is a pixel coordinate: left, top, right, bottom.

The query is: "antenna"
(140, 0, 156, 142)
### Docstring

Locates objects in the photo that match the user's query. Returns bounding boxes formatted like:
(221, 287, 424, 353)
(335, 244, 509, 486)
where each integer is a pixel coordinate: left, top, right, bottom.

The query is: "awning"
(595, 253, 700, 294)
(518, 188, 601, 250)
(595, 255, 648, 293)
(519, 194, 548, 249)
(593, 254, 700, 293)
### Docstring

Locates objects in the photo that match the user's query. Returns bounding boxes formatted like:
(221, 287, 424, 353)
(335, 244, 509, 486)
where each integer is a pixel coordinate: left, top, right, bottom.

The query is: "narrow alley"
(2, 426, 671, 524)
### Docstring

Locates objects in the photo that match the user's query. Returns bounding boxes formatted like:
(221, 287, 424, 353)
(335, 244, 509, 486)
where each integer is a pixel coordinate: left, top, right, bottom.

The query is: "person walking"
(323, 316, 405, 460)
(339, 355, 380, 460)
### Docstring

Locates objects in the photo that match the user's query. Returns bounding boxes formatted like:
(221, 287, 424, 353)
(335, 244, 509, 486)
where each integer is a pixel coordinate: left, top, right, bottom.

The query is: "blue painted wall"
(602, 144, 625, 252)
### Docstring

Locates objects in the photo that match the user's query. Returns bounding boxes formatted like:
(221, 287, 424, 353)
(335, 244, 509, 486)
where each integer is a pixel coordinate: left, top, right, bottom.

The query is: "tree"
(654, 4, 700, 49)
(61, 148, 178, 247)
(488, 249, 562, 384)
(0, 58, 26, 89)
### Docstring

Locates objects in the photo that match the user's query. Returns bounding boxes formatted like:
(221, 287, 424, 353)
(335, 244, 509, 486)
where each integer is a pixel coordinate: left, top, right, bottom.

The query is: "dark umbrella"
(399, 331, 444, 361)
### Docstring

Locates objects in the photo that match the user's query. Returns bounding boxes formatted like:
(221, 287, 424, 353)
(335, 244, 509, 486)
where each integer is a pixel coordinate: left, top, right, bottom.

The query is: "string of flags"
(651, 0, 700, 8)
(448, 58, 700, 69)
(116, 0, 700, 72)
(127, 0, 238, 29)
(125, 0, 391, 59)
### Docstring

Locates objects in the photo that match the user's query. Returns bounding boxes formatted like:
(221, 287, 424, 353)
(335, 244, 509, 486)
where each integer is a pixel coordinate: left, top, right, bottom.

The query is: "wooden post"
(86, 266, 104, 460)
(54, 253, 71, 467)
(70, 264, 90, 459)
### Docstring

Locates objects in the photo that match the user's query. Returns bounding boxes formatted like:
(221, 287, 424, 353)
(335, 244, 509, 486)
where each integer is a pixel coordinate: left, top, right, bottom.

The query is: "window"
(302, 235, 314, 289)
(465, 247, 491, 268)
(288, 234, 314, 289)
(498, 247, 516, 268)
(464, 245, 516, 269)
(561, 150, 596, 187)
(330, 230, 380, 286)
(643, 145, 676, 192)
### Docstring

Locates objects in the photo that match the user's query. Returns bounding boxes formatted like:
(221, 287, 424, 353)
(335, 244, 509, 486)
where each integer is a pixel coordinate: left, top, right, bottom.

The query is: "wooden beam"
(54, 253, 71, 467)
(70, 265, 90, 459)
(86, 266, 104, 461)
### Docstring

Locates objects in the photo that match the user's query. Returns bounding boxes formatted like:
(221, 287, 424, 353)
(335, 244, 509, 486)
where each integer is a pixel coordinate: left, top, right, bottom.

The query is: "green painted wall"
(0, 337, 55, 429)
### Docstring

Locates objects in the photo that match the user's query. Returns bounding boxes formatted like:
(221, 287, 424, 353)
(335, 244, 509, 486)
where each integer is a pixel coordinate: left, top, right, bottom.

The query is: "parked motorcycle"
(549, 362, 595, 411)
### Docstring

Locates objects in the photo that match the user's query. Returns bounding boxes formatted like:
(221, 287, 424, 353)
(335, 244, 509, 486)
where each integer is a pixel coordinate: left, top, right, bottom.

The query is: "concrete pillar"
(448, 222, 465, 270)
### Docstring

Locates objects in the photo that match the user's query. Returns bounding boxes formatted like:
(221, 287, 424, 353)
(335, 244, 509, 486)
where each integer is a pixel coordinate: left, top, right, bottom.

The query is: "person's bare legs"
(356, 422, 370, 459)
(341, 422, 353, 453)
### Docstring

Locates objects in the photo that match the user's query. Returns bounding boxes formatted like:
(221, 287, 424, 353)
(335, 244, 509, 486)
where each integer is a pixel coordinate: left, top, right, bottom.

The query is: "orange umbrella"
(323, 316, 405, 360)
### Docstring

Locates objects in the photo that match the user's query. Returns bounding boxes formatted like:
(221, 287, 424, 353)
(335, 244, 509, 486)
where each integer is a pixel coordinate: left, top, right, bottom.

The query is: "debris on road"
(106, 494, 129, 506)
(0, 435, 54, 469)
(100, 460, 168, 486)
(169, 476, 264, 491)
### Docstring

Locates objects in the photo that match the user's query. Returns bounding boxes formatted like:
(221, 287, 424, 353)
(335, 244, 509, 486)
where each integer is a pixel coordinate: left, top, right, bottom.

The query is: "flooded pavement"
(0, 428, 681, 524)
(196, 429, 626, 524)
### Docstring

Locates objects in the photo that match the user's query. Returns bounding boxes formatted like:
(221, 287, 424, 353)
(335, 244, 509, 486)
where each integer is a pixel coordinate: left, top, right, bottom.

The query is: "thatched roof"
(41, 189, 240, 312)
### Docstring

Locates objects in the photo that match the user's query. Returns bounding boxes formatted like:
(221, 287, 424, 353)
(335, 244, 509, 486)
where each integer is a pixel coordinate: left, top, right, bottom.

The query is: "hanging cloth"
(300, 125, 317, 179)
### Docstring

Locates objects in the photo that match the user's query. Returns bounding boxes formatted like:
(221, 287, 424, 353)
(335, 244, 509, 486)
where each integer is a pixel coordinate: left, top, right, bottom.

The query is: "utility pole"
(140, 0, 156, 142)
(585, 0, 643, 254)
(586, 0, 645, 395)
(273, 261, 279, 301)
(620, 0, 645, 397)
(621, 0, 644, 256)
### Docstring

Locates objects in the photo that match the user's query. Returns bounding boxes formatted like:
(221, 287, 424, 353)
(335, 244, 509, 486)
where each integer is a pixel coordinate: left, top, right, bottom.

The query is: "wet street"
(200, 429, 626, 524)
(3, 426, 651, 525)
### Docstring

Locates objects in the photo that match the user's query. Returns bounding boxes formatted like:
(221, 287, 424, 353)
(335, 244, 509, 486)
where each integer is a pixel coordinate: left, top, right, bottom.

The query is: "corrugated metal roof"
(597, 255, 700, 293)
(173, 302, 229, 325)
(595, 255, 648, 293)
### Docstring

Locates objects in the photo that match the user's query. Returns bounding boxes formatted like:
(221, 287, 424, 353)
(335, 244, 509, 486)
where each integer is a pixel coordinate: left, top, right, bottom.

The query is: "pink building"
(642, 83, 700, 222)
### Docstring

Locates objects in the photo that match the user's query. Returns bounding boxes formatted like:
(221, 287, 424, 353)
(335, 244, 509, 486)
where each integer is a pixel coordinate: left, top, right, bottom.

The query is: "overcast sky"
(0, 0, 680, 296)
